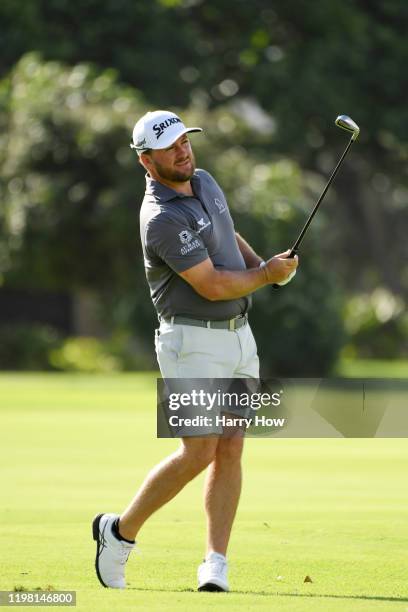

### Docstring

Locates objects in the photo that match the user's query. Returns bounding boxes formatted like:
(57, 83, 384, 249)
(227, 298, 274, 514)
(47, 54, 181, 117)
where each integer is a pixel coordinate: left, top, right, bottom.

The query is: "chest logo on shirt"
(197, 217, 212, 233)
(214, 198, 227, 214)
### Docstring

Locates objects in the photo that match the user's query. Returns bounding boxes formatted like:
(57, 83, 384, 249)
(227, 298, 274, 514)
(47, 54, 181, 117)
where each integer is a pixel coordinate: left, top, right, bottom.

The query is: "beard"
(152, 152, 196, 183)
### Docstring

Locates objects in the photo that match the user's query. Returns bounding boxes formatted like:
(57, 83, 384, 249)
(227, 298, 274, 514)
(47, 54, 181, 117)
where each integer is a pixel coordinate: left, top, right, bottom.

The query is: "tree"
(1, 1, 407, 297)
(0, 54, 345, 374)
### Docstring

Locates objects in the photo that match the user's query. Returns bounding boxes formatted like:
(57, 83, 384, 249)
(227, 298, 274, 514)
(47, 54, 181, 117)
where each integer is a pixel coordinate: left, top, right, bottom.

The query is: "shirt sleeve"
(145, 216, 209, 273)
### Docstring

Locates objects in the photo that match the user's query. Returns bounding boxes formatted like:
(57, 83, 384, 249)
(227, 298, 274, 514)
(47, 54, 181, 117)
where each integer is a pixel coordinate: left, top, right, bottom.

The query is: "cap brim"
(152, 126, 203, 150)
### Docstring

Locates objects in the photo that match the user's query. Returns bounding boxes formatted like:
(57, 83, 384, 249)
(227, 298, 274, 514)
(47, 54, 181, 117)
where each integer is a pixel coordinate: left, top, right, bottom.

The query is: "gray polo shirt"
(140, 169, 252, 320)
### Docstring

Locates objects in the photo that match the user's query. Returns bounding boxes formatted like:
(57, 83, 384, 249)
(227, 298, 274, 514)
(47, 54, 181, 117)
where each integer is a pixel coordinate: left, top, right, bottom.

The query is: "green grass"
(336, 358, 408, 378)
(1, 372, 408, 611)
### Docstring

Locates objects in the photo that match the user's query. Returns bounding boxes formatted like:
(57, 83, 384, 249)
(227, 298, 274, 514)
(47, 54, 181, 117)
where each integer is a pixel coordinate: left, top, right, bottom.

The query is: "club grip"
(272, 249, 297, 290)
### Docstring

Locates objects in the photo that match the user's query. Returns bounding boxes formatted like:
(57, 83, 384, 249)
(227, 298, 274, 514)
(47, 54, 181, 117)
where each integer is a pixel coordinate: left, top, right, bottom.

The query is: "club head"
(335, 115, 360, 141)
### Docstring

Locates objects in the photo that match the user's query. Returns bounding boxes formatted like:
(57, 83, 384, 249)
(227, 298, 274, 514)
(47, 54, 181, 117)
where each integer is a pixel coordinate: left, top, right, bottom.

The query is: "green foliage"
(2, 0, 407, 369)
(49, 333, 155, 373)
(0, 0, 197, 108)
(2, 1, 407, 160)
(49, 337, 119, 373)
(1, 54, 146, 294)
(50, 337, 114, 372)
(0, 54, 345, 374)
(343, 290, 408, 359)
(0, 322, 155, 372)
(0, 324, 61, 370)
(253, 266, 345, 377)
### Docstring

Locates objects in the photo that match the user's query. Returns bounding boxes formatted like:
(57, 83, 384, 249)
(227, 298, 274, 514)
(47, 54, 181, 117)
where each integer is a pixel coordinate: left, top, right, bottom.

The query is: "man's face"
(144, 134, 196, 183)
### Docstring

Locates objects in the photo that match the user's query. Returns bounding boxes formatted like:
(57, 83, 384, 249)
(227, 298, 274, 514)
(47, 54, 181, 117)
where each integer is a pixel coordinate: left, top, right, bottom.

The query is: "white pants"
(155, 320, 260, 436)
(155, 320, 260, 379)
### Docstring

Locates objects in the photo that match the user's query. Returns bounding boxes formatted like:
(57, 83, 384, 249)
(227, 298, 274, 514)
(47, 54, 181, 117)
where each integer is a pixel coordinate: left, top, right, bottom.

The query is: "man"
(93, 110, 298, 592)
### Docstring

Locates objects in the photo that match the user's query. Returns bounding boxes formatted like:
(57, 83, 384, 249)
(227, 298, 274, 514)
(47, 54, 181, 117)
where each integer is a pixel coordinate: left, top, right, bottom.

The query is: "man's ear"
(139, 152, 152, 170)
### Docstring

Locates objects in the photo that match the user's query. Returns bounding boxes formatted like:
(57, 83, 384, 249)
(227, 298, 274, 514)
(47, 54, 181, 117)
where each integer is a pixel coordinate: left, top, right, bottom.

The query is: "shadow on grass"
(128, 587, 408, 603)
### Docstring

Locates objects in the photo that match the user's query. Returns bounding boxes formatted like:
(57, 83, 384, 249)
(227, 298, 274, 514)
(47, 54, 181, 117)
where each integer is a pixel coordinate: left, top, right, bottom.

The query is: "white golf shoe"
(197, 552, 229, 592)
(92, 513, 135, 588)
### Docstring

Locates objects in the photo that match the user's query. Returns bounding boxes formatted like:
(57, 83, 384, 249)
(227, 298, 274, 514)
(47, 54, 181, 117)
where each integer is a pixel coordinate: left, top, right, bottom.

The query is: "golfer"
(93, 110, 298, 592)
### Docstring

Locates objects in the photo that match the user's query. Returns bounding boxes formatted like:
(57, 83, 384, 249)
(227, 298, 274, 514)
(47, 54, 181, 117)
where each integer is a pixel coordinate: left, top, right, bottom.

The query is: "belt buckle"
(229, 318, 235, 331)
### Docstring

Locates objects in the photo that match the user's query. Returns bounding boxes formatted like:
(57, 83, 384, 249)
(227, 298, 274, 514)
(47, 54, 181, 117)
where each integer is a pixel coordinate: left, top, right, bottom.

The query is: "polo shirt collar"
(145, 173, 201, 202)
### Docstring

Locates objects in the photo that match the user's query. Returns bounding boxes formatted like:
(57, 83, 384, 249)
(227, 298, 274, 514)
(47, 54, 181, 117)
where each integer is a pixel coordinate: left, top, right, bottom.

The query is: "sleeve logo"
(214, 198, 227, 214)
(179, 229, 201, 255)
(179, 230, 193, 244)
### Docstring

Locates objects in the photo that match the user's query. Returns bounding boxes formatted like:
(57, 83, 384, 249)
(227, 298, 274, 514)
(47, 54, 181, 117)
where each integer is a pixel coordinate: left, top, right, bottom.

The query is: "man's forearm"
(207, 266, 267, 301)
(180, 252, 297, 302)
(235, 233, 263, 268)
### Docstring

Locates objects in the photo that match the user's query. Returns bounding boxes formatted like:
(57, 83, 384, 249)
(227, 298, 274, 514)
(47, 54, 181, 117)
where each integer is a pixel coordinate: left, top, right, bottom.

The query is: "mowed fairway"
(1, 373, 408, 612)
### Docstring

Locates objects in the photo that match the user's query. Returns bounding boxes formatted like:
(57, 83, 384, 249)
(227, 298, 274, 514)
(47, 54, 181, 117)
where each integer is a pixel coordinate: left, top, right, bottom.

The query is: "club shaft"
(290, 136, 355, 254)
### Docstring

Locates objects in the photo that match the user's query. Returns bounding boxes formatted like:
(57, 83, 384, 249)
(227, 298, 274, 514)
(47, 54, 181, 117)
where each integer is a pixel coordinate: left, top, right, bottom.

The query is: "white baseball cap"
(130, 110, 202, 154)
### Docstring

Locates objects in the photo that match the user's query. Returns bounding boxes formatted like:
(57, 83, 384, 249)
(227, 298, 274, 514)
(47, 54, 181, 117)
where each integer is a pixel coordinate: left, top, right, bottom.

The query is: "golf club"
(273, 114, 360, 289)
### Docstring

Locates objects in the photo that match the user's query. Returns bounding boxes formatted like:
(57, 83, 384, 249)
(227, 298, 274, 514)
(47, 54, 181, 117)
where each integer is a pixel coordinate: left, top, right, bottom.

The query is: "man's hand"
(261, 250, 299, 285)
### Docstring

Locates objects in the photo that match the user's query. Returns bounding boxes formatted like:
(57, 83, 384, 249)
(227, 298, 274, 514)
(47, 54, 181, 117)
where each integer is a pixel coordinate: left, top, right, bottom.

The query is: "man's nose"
(174, 142, 188, 156)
